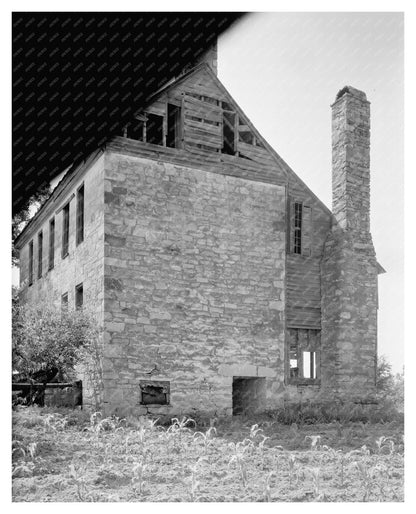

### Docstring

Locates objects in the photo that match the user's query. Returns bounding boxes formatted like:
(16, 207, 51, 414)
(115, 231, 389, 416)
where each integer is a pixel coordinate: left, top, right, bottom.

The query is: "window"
(146, 113, 164, 145)
(139, 380, 170, 405)
(48, 218, 55, 270)
(287, 328, 320, 383)
(222, 110, 236, 155)
(294, 202, 302, 254)
(167, 104, 182, 149)
(289, 199, 312, 256)
(76, 185, 84, 246)
(62, 203, 70, 258)
(61, 292, 68, 312)
(75, 283, 83, 310)
(37, 231, 43, 279)
(127, 118, 145, 141)
(28, 240, 34, 286)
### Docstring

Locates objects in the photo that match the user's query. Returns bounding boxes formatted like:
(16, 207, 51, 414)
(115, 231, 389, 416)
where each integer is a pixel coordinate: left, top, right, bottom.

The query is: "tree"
(12, 185, 51, 266)
(12, 303, 98, 382)
(376, 355, 404, 412)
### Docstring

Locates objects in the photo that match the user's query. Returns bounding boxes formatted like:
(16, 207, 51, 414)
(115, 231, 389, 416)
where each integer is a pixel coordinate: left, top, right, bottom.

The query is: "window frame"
(75, 283, 83, 310)
(61, 292, 68, 312)
(76, 184, 84, 246)
(28, 240, 34, 286)
(48, 217, 55, 270)
(62, 202, 70, 259)
(293, 202, 302, 254)
(286, 328, 321, 385)
(37, 230, 43, 279)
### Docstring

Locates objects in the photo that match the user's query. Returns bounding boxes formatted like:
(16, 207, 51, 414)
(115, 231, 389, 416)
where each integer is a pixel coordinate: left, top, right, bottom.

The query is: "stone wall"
(102, 152, 287, 416)
(17, 155, 106, 408)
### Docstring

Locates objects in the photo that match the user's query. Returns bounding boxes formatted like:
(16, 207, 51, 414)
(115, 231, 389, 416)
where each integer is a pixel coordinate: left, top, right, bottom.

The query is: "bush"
(12, 303, 99, 382)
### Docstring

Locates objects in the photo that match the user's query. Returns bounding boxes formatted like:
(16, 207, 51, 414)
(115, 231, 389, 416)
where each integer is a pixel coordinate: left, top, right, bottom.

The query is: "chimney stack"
(331, 86, 371, 238)
(197, 41, 218, 75)
(320, 86, 379, 403)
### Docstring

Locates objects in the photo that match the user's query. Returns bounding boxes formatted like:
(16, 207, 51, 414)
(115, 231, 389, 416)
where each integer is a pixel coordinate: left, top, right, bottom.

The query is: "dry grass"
(12, 406, 404, 502)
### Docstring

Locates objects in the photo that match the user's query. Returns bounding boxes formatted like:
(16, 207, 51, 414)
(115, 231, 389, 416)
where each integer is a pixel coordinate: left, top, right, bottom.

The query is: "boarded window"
(37, 231, 43, 279)
(48, 218, 55, 270)
(28, 240, 34, 286)
(62, 203, 70, 258)
(75, 283, 83, 310)
(139, 380, 170, 405)
(287, 328, 320, 383)
(76, 185, 84, 246)
(146, 113, 164, 146)
(167, 104, 182, 149)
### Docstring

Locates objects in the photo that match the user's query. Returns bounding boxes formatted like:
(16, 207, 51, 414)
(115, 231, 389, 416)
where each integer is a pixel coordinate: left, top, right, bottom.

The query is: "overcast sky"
(219, 12, 404, 372)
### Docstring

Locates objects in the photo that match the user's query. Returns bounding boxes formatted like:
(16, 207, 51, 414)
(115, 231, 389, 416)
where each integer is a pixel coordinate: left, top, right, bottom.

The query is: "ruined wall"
(17, 155, 106, 408)
(102, 152, 286, 416)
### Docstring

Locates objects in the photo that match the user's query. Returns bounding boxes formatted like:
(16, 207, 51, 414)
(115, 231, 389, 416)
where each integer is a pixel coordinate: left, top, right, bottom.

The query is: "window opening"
(167, 104, 182, 148)
(28, 240, 34, 286)
(76, 185, 84, 246)
(48, 218, 55, 270)
(61, 292, 68, 312)
(75, 283, 83, 310)
(140, 381, 170, 405)
(62, 203, 70, 258)
(146, 113, 164, 146)
(294, 202, 302, 254)
(222, 111, 236, 155)
(37, 231, 43, 279)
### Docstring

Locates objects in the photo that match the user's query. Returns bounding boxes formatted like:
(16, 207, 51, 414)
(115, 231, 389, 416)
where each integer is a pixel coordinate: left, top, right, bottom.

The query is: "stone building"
(15, 53, 384, 416)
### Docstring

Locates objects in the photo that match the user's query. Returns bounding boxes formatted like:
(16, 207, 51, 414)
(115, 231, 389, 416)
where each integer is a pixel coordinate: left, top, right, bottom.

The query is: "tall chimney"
(320, 86, 379, 403)
(197, 41, 218, 75)
(331, 86, 371, 239)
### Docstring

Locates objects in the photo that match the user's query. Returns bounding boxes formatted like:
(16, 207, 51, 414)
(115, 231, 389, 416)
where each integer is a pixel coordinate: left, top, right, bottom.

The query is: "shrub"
(12, 303, 99, 382)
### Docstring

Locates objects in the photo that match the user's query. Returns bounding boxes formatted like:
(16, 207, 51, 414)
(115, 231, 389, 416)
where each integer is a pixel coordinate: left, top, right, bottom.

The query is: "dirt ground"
(12, 406, 404, 502)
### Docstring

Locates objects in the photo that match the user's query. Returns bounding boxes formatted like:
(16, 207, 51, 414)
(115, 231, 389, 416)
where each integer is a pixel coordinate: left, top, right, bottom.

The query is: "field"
(12, 406, 404, 502)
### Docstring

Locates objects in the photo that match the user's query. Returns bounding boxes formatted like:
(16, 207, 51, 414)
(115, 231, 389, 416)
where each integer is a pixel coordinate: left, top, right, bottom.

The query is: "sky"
(218, 12, 404, 372)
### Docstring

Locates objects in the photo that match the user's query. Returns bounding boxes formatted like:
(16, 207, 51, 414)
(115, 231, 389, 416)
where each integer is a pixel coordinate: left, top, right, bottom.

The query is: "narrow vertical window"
(48, 218, 55, 270)
(28, 240, 34, 286)
(61, 292, 68, 312)
(37, 231, 43, 279)
(222, 110, 236, 155)
(75, 283, 83, 310)
(76, 185, 84, 246)
(167, 104, 182, 149)
(62, 203, 70, 258)
(294, 202, 302, 254)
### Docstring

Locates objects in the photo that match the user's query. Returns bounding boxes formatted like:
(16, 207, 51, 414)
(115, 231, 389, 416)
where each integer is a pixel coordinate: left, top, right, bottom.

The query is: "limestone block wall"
(320, 87, 378, 401)
(102, 152, 286, 416)
(17, 155, 106, 407)
(321, 228, 378, 401)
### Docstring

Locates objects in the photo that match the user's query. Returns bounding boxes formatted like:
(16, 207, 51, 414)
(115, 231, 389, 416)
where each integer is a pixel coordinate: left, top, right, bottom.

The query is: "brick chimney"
(331, 86, 371, 239)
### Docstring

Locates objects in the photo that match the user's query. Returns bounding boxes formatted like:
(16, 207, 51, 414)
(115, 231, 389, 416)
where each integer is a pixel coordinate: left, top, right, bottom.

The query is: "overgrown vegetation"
(12, 304, 98, 384)
(12, 407, 404, 502)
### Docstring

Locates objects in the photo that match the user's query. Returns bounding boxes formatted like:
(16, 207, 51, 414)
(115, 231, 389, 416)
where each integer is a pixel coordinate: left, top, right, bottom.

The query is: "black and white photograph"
(9, 6, 408, 504)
